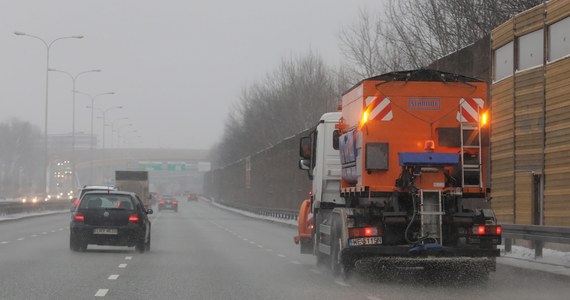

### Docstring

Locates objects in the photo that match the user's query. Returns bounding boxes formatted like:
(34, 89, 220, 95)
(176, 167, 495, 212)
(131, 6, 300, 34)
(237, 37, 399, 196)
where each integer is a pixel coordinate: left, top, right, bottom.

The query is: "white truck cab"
(299, 112, 342, 208)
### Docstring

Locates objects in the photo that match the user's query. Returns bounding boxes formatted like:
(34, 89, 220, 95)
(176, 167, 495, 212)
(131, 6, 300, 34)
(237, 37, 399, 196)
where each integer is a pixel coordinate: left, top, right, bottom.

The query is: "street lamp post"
(74, 91, 115, 183)
(88, 105, 123, 149)
(117, 124, 133, 148)
(14, 31, 83, 194)
(109, 117, 129, 148)
(48, 68, 100, 189)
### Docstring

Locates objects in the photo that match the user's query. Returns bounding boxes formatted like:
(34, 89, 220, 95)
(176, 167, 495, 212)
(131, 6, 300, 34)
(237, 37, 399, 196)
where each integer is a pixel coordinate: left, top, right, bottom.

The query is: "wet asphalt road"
(1, 198, 569, 300)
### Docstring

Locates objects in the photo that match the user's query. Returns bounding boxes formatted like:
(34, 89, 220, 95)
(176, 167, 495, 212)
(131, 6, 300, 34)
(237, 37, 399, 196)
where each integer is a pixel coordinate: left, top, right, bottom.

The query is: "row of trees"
(214, 0, 543, 166)
(0, 119, 42, 198)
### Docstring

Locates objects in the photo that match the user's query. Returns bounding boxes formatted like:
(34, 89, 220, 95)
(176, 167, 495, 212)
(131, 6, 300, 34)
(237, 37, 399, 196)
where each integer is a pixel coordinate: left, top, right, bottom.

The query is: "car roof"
(81, 190, 136, 197)
(82, 185, 117, 190)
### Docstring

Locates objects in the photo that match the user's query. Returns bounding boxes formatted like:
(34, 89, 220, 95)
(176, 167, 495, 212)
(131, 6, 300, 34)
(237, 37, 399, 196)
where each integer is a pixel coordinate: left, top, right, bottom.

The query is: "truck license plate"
(93, 228, 118, 235)
(349, 237, 382, 246)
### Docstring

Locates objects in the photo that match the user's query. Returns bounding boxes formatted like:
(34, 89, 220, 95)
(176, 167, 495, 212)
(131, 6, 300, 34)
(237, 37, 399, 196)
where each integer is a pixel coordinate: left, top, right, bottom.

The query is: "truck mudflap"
(343, 245, 500, 258)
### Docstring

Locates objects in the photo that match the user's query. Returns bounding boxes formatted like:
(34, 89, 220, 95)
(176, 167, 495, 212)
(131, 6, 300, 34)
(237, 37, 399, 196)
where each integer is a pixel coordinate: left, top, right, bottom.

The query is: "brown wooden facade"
(491, 0, 570, 226)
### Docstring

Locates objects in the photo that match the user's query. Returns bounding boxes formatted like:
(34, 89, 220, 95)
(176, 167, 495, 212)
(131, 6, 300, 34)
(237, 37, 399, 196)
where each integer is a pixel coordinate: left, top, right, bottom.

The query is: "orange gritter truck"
(296, 69, 501, 279)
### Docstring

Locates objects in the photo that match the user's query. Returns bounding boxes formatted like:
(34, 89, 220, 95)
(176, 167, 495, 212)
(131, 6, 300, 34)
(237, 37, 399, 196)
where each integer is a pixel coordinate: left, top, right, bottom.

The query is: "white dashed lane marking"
(265, 249, 273, 252)
(290, 260, 301, 265)
(50, 230, 56, 233)
(249, 241, 255, 245)
(108, 274, 119, 280)
(58, 228, 64, 231)
(17, 238, 24, 241)
(335, 280, 351, 287)
(94, 289, 109, 297)
(277, 254, 286, 258)
(1, 241, 9, 244)
(367, 297, 382, 300)
(310, 269, 322, 274)
(257, 245, 263, 248)
(125, 256, 132, 260)
(42, 232, 47, 234)
(31, 235, 38, 238)
(118, 264, 127, 268)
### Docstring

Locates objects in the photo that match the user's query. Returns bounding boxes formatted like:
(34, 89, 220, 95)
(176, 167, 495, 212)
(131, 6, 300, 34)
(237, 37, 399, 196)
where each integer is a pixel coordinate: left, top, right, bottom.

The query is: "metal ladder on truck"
(459, 103, 483, 188)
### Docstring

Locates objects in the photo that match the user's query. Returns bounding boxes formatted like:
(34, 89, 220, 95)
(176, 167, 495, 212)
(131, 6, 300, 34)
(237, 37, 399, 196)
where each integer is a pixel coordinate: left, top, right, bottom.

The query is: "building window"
(494, 41, 514, 81)
(548, 16, 570, 62)
(518, 29, 544, 70)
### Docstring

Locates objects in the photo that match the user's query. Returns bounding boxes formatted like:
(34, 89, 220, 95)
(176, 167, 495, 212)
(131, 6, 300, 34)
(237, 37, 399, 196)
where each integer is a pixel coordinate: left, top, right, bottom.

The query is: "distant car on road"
(158, 195, 178, 212)
(69, 190, 152, 253)
(187, 193, 198, 201)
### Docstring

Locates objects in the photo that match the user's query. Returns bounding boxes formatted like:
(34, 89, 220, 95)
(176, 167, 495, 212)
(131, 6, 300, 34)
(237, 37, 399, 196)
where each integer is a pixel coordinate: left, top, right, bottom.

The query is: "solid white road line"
(125, 256, 132, 260)
(335, 280, 351, 287)
(94, 289, 109, 297)
(118, 264, 127, 268)
(108, 274, 119, 280)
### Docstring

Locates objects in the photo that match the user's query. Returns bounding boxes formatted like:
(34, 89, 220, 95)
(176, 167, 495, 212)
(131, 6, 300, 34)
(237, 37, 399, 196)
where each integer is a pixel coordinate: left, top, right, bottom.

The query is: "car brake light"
(73, 213, 84, 222)
(128, 214, 139, 223)
(172, 201, 177, 205)
(159, 201, 165, 205)
(495, 225, 502, 235)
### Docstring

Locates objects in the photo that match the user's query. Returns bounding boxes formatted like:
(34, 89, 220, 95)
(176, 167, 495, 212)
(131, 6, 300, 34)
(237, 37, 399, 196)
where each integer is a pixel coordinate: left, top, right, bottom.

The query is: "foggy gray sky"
(1, 0, 382, 149)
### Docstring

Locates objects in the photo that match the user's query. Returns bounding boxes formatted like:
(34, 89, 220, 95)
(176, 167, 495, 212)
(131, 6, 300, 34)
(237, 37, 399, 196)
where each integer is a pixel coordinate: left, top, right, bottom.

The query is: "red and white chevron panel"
(456, 98, 484, 123)
(365, 96, 393, 121)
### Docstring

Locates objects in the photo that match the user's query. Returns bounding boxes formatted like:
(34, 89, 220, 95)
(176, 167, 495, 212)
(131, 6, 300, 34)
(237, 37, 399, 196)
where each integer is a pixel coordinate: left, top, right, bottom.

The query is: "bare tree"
(0, 118, 42, 197)
(214, 52, 338, 166)
(339, 0, 543, 74)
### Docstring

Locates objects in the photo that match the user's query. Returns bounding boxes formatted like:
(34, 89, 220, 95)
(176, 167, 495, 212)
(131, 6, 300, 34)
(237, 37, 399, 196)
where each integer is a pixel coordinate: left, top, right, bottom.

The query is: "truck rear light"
(128, 214, 139, 223)
(349, 227, 381, 238)
(470, 225, 501, 236)
(73, 212, 84, 222)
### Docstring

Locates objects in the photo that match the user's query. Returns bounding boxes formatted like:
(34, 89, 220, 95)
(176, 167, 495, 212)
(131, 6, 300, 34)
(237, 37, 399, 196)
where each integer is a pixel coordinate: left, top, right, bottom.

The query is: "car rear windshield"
(78, 194, 136, 210)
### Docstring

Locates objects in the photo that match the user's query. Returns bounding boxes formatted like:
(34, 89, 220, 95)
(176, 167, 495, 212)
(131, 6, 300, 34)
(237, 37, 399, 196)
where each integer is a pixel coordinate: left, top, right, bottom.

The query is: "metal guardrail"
(0, 201, 70, 216)
(501, 224, 570, 258)
(214, 200, 298, 221)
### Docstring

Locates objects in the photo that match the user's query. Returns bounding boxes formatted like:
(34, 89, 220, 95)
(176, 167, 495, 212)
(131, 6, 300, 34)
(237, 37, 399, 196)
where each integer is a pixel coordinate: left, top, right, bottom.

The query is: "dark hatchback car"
(70, 191, 152, 253)
(158, 195, 178, 212)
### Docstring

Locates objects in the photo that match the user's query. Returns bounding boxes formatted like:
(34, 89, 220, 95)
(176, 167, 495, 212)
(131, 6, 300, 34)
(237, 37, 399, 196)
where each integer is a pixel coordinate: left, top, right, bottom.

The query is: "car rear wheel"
(70, 234, 86, 252)
(145, 232, 151, 251)
(136, 236, 146, 253)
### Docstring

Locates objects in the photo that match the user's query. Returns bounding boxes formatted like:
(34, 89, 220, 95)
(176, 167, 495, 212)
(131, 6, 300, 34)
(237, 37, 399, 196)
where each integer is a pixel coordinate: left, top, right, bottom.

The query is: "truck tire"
(330, 218, 352, 279)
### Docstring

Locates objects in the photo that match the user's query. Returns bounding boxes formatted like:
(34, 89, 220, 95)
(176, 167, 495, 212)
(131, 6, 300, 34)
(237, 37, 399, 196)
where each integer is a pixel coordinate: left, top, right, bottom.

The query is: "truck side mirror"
(299, 137, 312, 159)
(299, 159, 311, 170)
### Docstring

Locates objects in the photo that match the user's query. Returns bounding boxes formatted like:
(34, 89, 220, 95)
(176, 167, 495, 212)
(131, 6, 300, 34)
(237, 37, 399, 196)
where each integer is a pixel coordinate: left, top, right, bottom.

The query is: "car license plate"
(166, 205, 171, 208)
(93, 228, 118, 235)
(349, 237, 382, 246)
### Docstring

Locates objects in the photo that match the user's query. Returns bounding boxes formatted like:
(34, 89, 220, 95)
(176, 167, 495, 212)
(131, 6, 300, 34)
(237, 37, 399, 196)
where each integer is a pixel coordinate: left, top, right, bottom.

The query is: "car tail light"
(128, 214, 139, 223)
(73, 212, 84, 222)
(470, 225, 502, 236)
(349, 227, 381, 238)
(172, 201, 177, 205)
(159, 201, 165, 205)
